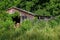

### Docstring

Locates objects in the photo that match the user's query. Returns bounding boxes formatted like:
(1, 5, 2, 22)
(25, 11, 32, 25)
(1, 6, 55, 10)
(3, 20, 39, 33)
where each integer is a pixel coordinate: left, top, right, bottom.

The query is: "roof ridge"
(8, 7, 37, 16)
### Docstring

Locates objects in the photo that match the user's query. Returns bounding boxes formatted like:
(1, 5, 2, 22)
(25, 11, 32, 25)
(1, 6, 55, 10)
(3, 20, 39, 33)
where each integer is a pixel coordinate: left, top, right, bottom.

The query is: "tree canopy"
(0, 0, 60, 16)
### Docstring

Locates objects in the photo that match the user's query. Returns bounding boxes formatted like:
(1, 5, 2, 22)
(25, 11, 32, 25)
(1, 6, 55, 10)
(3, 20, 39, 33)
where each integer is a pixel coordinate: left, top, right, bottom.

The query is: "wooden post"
(20, 14, 22, 23)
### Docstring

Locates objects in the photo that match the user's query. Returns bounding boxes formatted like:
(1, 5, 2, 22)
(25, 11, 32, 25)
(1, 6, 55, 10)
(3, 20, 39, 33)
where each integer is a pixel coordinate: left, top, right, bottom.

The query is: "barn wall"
(7, 9, 16, 14)
(7, 9, 34, 19)
(7, 8, 35, 22)
(20, 12, 35, 20)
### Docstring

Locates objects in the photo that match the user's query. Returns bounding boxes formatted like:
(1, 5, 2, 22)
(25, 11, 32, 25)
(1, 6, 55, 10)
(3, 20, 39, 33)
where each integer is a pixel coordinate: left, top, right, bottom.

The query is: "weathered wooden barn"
(7, 7, 35, 23)
(7, 7, 52, 27)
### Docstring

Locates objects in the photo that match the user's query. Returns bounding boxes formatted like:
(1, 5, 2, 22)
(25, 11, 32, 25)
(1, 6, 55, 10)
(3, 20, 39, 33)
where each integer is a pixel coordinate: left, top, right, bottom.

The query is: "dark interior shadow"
(12, 16, 20, 24)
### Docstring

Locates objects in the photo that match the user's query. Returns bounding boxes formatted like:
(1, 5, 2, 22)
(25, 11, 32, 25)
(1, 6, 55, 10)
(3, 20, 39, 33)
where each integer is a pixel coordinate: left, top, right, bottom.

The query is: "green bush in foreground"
(18, 20, 60, 40)
(0, 12, 60, 40)
(0, 19, 60, 40)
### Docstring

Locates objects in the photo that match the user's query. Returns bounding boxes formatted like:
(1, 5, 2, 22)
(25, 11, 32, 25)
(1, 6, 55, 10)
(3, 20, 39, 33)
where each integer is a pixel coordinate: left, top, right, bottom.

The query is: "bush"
(0, 11, 60, 40)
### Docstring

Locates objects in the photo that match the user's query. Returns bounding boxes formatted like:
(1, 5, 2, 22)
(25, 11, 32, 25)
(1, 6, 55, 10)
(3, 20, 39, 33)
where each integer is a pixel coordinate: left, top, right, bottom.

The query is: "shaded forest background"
(0, 0, 60, 16)
(0, 0, 60, 40)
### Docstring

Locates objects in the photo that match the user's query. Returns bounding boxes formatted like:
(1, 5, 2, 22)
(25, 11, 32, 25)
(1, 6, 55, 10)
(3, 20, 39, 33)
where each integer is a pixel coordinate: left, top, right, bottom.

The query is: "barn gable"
(7, 7, 35, 26)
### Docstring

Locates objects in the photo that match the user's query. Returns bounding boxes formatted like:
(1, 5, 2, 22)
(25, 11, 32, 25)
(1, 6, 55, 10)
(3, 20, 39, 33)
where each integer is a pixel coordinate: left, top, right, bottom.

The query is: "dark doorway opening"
(12, 16, 20, 24)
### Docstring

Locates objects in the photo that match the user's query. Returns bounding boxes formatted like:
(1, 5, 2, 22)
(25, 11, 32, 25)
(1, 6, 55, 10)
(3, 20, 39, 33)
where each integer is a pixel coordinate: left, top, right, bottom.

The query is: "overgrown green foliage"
(0, 0, 60, 16)
(0, 0, 60, 40)
(11, 11, 20, 18)
(0, 18, 60, 40)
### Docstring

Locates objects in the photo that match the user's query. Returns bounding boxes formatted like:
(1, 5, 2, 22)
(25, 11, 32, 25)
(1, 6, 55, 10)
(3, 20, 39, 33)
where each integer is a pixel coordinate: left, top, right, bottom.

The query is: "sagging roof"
(7, 7, 52, 18)
(7, 7, 37, 16)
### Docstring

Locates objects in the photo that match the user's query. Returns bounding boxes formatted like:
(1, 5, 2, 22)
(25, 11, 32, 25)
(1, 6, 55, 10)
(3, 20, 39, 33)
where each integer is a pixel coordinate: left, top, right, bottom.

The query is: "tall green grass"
(0, 17, 60, 40)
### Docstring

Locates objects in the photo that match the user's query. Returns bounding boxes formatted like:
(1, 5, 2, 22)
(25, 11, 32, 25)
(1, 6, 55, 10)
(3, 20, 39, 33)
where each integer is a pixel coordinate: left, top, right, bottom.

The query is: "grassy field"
(0, 18, 60, 40)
